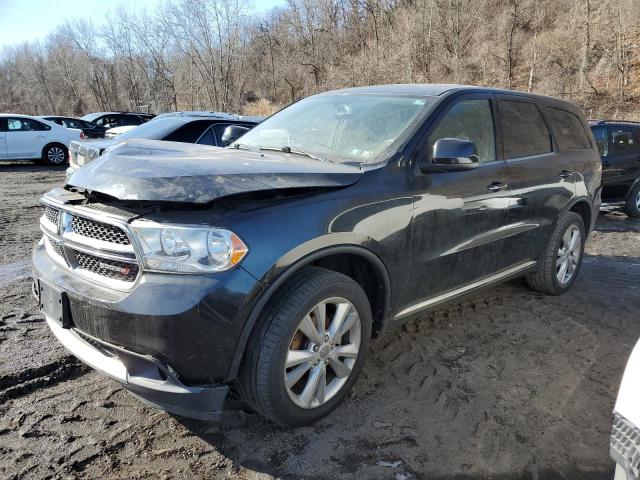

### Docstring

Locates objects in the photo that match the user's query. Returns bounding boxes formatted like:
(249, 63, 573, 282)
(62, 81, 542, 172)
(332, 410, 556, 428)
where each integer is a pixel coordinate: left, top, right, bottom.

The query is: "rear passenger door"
(605, 125, 640, 191)
(497, 96, 575, 267)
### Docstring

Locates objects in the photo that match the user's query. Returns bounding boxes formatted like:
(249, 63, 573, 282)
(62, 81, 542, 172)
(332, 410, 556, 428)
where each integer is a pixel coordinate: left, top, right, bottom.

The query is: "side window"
(6, 118, 49, 131)
(196, 127, 216, 146)
(7, 118, 24, 131)
(611, 127, 634, 155)
(499, 100, 552, 159)
(65, 119, 83, 129)
(544, 107, 591, 150)
(591, 127, 609, 156)
(94, 116, 109, 126)
(428, 99, 496, 163)
(165, 121, 212, 143)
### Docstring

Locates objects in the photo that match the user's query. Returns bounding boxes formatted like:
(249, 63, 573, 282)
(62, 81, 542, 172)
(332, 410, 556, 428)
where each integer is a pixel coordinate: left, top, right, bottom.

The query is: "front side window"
(591, 127, 609, 156)
(428, 99, 496, 163)
(545, 107, 591, 150)
(611, 127, 634, 155)
(233, 94, 436, 165)
(499, 100, 552, 159)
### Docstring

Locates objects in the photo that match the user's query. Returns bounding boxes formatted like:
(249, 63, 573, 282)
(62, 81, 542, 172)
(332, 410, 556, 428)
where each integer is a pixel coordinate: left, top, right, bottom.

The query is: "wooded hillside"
(1, 0, 638, 119)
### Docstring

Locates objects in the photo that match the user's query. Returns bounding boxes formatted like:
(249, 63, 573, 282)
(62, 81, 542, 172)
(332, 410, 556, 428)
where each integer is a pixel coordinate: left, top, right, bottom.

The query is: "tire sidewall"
(550, 213, 586, 294)
(264, 276, 372, 426)
(624, 183, 640, 218)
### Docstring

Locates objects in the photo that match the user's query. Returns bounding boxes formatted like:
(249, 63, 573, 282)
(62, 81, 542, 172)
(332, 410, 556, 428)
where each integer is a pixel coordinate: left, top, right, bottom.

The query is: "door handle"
(487, 181, 508, 192)
(559, 170, 573, 179)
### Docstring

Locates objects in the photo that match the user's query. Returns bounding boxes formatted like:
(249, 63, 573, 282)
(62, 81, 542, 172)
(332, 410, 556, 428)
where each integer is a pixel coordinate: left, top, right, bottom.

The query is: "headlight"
(130, 222, 248, 273)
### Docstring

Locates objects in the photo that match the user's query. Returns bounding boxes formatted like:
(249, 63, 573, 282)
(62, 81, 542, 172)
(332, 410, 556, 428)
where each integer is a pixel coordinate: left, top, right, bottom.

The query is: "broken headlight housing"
(130, 222, 248, 273)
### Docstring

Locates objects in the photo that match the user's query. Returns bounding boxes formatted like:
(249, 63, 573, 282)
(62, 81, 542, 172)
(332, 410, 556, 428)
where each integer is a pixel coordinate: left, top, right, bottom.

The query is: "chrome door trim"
(394, 260, 537, 320)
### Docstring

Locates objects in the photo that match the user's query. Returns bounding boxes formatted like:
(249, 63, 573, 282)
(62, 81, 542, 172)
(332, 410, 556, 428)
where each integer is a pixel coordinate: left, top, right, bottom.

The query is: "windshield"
(113, 118, 184, 141)
(232, 94, 436, 165)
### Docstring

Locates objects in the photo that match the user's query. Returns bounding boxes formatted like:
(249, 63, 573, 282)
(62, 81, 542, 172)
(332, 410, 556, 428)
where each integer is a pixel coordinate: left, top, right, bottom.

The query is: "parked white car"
(0, 114, 81, 165)
(105, 125, 137, 138)
(611, 339, 640, 480)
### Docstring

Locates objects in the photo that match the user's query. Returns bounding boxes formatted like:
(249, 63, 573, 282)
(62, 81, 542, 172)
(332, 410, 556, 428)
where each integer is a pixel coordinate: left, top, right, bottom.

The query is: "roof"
(589, 119, 640, 126)
(0, 113, 38, 118)
(319, 83, 583, 111)
(155, 111, 265, 123)
(153, 111, 264, 123)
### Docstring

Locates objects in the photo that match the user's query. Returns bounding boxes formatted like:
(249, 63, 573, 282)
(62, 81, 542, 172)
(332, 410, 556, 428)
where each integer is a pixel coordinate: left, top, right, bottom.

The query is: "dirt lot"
(1, 163, 639, 480)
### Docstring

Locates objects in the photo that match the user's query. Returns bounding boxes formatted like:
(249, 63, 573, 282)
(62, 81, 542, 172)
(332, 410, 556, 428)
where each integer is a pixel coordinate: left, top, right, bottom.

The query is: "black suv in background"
(590, 120, 640, 217)
(40, 116, 107, 139)
(79, 112, 154, 129)
(67, 112, 263, 176)
(33, 85, 601, 427)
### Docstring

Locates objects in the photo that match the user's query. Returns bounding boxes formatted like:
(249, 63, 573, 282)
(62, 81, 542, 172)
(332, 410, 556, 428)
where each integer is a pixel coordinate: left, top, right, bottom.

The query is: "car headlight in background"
(130, 222, 248, 273)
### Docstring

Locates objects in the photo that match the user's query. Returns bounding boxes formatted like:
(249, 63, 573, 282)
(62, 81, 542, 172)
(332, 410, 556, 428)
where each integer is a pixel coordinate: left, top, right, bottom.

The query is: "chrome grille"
(72, 250, 139, 282)
(611, 413, 640, 480)
(71, 216, 131, 245)
(41, 201, 140, 289)
(50, 239, 64, 257)
(44, 206, 59, 226)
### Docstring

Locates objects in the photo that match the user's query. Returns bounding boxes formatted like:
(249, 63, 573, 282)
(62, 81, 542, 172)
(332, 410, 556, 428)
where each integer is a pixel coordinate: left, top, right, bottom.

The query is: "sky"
(0, 0, 285, 49)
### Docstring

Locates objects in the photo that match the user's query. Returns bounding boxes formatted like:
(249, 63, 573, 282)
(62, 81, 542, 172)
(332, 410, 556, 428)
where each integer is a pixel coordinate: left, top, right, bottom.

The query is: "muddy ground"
(1, 163, 639, 480)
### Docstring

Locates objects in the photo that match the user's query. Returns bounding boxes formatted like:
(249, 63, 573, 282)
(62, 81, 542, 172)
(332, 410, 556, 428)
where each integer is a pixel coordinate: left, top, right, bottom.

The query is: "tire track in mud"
(0, 260, 31, 288)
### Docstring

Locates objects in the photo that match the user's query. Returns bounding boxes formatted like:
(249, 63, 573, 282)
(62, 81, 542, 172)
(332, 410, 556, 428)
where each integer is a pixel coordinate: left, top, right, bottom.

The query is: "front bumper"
(33, 234, 259, 419)
(44, 314, 230, 421)
(612, 339, 640, 480)
(611, 413, 640, 480)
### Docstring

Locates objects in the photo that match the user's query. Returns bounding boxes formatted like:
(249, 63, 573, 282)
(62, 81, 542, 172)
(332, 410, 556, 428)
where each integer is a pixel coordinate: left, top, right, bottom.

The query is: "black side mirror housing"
(419, 138, 480, 173)
(222, 125, 250, 146)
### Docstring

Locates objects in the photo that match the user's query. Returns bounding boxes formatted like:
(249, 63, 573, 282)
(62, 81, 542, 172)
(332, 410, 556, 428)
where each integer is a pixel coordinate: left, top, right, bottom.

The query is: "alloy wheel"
(47, 146, 66, 164)
(284, 297, 361, 409)
(636, 190, 640, 210)
(556, 224, 581, 285)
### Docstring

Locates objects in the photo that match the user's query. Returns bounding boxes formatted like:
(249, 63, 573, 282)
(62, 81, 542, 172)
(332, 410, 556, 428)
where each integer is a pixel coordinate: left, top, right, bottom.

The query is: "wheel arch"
(228, 243, 392, 381)
(565, 197, 594, 235)
(41, 142, 69, 161)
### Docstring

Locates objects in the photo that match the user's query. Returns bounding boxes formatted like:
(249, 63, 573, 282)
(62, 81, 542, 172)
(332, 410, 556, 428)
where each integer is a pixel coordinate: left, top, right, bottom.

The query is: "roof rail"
(590, 119, 640, 125)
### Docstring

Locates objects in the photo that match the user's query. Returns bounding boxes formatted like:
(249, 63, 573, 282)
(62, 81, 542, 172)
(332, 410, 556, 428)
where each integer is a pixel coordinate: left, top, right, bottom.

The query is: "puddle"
(0, 260, 31, 288)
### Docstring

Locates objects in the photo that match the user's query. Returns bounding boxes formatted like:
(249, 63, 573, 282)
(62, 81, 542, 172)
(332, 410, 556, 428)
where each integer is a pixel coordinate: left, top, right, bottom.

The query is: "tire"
(526, 211, 586, 295)
(42, 144, 68, 165)
(239, 267, 372, 427)
(623, 182, 640, 219)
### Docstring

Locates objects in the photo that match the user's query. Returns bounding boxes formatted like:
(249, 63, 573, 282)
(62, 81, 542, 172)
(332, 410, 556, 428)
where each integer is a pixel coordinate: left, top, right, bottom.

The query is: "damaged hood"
(67, 139, 363, 203)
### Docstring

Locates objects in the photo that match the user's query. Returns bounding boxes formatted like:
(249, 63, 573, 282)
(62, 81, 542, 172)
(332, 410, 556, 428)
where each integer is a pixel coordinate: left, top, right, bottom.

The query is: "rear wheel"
(623, 182, 640, 219)
(526, 211, 585, 295)
(42, 144, 68, 165)
(239, 267, 372, 427)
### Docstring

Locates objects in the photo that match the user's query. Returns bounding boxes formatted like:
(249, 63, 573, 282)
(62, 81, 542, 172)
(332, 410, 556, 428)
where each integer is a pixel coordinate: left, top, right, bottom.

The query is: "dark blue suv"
(590, 120, 640, 217)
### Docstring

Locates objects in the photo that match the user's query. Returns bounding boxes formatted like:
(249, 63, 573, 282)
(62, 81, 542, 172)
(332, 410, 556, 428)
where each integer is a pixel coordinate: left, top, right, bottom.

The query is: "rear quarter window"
(545, 107, 591, 150)
(499, 100, 552, 159)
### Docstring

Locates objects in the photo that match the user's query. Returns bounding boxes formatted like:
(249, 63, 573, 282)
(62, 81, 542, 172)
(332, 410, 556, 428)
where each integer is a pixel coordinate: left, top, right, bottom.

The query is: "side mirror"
(222, 125, 250, 146)
(420, 138, 480, 173)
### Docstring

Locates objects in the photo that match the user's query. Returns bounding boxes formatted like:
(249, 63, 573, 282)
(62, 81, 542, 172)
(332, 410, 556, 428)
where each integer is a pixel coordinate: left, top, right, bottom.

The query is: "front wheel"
(623, 182, 640, 219)
(239, 267, 372, 427)
(42, 144, 68, 165)
(526, 211, 586, 295)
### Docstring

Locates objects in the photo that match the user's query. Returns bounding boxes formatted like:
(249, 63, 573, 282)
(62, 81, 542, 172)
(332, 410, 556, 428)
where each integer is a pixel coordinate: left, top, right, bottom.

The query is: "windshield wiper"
(259, 145, 327, 163)
(232, 143, 260, 153)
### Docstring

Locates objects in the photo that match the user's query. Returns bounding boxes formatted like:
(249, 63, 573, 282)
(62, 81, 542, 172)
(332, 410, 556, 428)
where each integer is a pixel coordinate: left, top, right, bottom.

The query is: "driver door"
(403, 94, 511, 314)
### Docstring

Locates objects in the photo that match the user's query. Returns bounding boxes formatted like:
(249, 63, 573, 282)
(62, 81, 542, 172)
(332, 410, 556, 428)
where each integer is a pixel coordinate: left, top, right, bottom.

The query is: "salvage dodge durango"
(33, 84, 602, 427)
